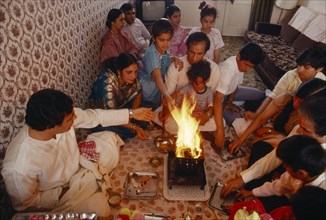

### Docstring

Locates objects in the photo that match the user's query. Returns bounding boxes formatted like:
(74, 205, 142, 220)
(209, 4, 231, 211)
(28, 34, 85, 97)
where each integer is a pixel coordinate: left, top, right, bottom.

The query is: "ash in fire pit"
(167, 151, 206, 190)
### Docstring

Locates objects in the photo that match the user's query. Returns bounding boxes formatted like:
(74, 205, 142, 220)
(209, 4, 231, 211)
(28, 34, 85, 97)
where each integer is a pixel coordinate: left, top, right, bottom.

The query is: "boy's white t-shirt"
(217, 56, 244, 95)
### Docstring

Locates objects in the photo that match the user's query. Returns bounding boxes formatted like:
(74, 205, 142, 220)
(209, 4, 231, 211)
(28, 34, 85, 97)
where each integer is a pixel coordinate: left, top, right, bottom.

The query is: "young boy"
(214, 42, 265, 147)
(156, 60, 216, 134)
(236, 135, 326, 211)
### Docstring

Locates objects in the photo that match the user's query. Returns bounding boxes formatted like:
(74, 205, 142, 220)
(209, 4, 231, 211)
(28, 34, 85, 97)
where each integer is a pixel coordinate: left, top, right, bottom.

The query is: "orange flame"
(170, 95, 202, 159)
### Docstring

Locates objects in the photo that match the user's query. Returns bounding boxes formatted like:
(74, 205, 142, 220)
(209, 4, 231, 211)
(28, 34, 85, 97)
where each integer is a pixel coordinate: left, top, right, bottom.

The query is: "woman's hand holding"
(132, 108, 154, 122)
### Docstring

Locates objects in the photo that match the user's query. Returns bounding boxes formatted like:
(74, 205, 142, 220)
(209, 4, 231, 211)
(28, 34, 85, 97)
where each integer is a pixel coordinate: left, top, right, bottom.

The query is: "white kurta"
(2, 108, 128, 212)
(253, 171, 326, 200)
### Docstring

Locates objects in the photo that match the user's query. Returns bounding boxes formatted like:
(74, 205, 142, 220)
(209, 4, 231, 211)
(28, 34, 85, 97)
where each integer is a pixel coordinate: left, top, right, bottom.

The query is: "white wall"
(301, 0, 326, 14)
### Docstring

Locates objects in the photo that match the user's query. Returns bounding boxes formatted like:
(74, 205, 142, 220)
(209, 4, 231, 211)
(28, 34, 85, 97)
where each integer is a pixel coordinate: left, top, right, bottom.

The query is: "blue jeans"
(223, 86, 265, 126)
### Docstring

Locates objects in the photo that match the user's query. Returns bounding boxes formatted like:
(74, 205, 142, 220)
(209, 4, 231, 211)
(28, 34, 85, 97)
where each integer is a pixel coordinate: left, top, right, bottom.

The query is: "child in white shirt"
(188, 1, 224, 63)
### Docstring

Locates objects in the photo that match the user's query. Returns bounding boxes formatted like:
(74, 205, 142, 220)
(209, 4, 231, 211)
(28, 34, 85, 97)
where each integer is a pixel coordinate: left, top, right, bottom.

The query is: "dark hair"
(151, 18, 174, 38)
(299, 94, 326, 136)
(187, 60, 211, 82)
(164, 4, 181, 18)
(199, 1, 217, 19)
(238, 42, 265, 65)
(276, 135, 326, 177)
(296, 46, 326, 71)
(25, 89, 73, 131)
(186, 32, 210, 52)
(106, 9, 123, 28)
(274, 78, 326, 133)
(102, 53, 139, 74)
(292, 186, 326, 220)
(120, 3, 134, 13)
(295, 78, 326, 99)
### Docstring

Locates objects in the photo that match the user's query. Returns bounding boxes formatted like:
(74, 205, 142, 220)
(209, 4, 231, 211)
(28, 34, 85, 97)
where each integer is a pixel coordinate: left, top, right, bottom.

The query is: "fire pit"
(167, 151, 206, 190)
(165, 95, 207, 190)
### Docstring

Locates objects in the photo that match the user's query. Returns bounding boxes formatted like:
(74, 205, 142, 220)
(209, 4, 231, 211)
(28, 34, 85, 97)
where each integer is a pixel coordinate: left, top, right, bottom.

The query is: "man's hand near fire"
(213, 92, 226, 148)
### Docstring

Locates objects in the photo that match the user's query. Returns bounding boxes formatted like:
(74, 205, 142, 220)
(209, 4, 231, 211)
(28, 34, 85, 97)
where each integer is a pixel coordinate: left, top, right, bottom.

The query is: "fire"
(170, 95, 203, 159)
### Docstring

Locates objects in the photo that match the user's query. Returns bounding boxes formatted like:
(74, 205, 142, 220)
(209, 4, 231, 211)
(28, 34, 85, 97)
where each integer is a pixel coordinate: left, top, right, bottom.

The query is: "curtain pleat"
(248, 0, 274, 30)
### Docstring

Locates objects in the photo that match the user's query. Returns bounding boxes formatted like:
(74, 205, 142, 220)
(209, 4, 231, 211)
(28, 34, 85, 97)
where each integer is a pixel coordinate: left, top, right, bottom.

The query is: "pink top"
(100, 29, 139, 63)
(169, 26, 188, 57)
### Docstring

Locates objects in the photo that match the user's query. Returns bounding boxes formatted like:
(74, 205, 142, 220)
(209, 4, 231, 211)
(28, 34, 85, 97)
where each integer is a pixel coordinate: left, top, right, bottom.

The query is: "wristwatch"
(129, 109, 133, 119)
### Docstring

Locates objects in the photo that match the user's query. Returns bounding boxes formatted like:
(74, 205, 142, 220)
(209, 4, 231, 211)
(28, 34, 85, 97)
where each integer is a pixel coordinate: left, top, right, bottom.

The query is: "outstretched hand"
(229, 138, 244, 154)
(236, 189, 253, 200)
(220, 176, 245, 198)
(132, 108, 154, 122)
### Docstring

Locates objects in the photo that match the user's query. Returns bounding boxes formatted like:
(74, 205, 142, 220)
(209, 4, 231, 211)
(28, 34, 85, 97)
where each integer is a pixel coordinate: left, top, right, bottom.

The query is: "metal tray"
(124, 171, 159, 199)
(208, 182, 241, 215)
(12, 212, 97, 220)
(211, 139, 246, 161)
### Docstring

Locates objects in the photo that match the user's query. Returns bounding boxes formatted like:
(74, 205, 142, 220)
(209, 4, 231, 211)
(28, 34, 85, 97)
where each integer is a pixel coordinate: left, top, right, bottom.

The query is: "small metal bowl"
(149, 156, 162, 167)
(108, 191, 122, 207)
(153, 135, 176, 153)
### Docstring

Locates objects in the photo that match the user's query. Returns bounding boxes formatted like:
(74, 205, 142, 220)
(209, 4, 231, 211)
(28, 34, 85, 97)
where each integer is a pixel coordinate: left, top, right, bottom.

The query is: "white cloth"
(253, 171, 326, 200)
(288, 6, 316, 32)
(122, 18, 151, 51)
(165, 55, 221, 95)
(188, 27, 224, 61)
(269, 68, 326, 100)
(232, 118, 253, 137)
(1, 108, 128, 212)
(217, 56, 244, 95)
(302, 14, 326, 44)
(153, 106, 217, 134)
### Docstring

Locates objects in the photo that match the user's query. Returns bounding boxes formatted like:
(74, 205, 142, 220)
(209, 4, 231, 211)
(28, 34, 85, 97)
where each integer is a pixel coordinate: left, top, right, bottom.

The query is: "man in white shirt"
(1, 89, 153, 216)
(164, 32, 221, 125)
(221, 93, 326, 203)
(214, 42, 265, 147)
(120, 3, 151, 56)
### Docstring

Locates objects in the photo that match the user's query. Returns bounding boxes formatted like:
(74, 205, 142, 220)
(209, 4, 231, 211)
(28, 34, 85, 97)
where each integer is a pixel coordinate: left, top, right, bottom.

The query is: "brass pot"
(153, 134, 176, 153)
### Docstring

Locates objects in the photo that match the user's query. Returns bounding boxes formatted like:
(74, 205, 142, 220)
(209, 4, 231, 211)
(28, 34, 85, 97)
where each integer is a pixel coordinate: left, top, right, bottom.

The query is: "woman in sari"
(89, 53, 149, 140)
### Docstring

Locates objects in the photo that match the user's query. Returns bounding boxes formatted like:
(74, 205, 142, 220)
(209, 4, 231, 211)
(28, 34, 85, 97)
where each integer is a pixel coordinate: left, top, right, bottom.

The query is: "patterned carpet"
(220, 36, 267, 91)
